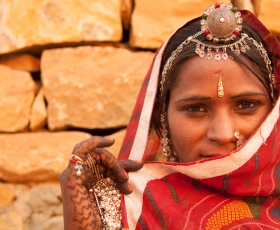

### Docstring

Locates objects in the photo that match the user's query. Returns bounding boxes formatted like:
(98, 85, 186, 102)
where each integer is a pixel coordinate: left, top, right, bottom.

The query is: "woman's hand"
(60, 136, 143, 230)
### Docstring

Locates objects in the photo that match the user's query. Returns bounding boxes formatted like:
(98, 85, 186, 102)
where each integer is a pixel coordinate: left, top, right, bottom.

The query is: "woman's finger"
(84, 148, 143, 195)
(119, 159, 144, 172)
(114, 160, 143, 194)
(72, 136, 115, 159)
(89, 148, 128, 183)
(115, 181, 132, 195)
(109, 160, 143, 195)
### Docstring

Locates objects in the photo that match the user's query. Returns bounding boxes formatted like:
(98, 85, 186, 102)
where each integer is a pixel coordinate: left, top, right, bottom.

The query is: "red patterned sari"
(118, 11, 280, 230)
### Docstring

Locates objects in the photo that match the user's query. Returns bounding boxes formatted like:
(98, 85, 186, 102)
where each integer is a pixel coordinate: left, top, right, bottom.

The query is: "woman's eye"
(184, 105, 206, 113)
(235, 101, 259, 110)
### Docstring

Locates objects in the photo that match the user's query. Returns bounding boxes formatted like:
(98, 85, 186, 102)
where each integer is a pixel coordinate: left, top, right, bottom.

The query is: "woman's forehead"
(180, 55, 256, 75)
(171, 56, 268, 97)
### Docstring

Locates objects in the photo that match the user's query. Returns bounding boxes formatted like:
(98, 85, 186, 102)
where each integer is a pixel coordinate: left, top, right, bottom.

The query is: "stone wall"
(0, 0, 279, 229)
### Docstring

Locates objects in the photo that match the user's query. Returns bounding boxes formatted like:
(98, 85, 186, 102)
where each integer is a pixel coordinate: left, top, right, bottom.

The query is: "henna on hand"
(60, 136, 144, 229)
(60, 164, 102, 230)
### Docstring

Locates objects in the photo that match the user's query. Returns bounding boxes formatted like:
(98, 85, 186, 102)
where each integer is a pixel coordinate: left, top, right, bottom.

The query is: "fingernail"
(104, 136, 114, 141)
(128, 183, 133, 192)
(124, 170, 129, 179)
(134, 160, 142, 163)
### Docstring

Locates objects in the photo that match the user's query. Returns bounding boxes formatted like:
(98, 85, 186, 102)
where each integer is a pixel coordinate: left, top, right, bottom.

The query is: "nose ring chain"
(234, 132, 243, 149)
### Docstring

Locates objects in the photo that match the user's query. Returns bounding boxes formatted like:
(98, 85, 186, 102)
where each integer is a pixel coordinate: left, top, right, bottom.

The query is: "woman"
(60, 3, 280, 229)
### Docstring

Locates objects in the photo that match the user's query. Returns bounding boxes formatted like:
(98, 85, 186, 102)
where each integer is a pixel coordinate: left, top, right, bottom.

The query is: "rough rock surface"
(29, 89, 48, 131)
(129, 0, 231, 49)
(0, 212, 23, 230)
(0, 182, 63, 230)
(24, 183, 63, 230)
(0, 0, 122, 54)
(0, 184, 15, 205)
(41, 46, 154, 130)
(121, 0, 133, 30)
(232, 0, 255, 13)
(254, 0, 280, 36)
(0, 131, 91, 182)
(0, 65, 35, 132)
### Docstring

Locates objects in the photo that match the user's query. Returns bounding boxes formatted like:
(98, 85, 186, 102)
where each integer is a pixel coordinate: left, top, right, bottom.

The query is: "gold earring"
(160, 113, 179, 162)
(234, 131, 243, 149)
(218, 76, 224, 98)
(160, 113, 171, 157)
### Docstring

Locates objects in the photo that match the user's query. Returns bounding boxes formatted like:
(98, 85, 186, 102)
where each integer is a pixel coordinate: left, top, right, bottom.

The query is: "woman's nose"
(206, 111, 236, 145)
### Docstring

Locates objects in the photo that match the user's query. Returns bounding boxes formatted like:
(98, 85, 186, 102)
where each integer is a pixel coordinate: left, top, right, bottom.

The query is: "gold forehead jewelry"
(201, 3, 242, 44)
(160, 3, 275, 100)
(218, 76, 224, 97)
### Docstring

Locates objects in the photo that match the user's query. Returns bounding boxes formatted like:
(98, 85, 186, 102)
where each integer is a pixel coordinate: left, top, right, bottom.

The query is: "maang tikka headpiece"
(160, 3, 275, 100)
(160, 3, 275, 160)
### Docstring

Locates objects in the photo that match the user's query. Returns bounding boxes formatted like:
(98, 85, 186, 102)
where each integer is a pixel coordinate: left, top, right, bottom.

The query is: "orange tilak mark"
(212, 99, 229, 104)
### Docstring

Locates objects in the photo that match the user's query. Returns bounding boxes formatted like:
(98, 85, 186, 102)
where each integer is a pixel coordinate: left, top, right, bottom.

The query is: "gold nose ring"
(234, 132, 243, 149)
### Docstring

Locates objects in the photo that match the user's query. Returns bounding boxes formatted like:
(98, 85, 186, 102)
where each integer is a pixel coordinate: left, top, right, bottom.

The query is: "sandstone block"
(0, 54, 40, 72)
(2, 183, 63, 230)
(121, 0, 133, 30)
(0, 65, 35, 132)
(44, 216, 64, 230)
(7, 184, 31, 221)
(0, 212, 23, 230)
(232, 0, 255, 13)
(130, 0, 230, 49)
(41, 46, 154, 130)
(28, 184, 61, 211)
(0, 131, 91, 182)
(0, 183, 15, 205)
(30, 89, 48, 131)
(254, 0, 280, 36)
(0, 0, 122, 54)
(26, 183, 63, 230)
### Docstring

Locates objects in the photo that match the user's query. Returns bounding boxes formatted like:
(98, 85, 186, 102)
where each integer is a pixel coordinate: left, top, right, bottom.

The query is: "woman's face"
(167, 56, 272, 163)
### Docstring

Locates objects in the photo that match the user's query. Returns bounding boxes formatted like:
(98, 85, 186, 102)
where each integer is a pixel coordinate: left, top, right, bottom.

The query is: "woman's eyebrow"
(231, 92, 267, 99)
(175, 92, 267, 103)
(175, 96, 212, 103)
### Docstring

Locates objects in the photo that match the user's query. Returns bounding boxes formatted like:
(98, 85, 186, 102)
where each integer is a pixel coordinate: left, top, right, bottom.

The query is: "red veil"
(118, 11, 280, 229)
